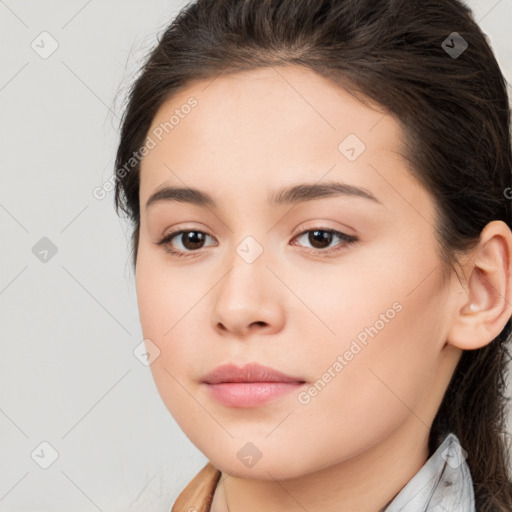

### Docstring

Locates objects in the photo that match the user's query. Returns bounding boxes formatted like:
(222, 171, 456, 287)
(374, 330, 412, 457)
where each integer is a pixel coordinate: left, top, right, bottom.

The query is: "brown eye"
(306, 230, 334, 249)
(177, 231, 207, 250)
(291, 228, 357, 254)
(157, 230, 217, 257)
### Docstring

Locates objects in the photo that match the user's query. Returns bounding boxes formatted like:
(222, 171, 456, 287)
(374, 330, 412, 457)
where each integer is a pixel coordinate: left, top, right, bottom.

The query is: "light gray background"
(1, 1, 512, 510)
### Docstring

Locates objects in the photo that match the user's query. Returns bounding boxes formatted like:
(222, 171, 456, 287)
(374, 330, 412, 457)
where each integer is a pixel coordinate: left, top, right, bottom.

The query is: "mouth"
(203, 381, 306, 408)
(201, 362, 306, 408)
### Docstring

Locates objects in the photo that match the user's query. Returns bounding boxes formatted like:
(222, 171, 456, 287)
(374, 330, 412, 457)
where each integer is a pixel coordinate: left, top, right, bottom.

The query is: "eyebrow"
(145, 181, 383, 211)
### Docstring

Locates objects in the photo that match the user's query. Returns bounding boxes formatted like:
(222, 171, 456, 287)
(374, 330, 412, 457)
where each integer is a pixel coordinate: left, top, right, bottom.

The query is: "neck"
(210, 418, 430, 512)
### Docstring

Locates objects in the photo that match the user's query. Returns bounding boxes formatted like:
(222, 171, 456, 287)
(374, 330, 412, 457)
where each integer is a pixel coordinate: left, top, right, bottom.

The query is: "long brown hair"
(113, 0, 512, 509)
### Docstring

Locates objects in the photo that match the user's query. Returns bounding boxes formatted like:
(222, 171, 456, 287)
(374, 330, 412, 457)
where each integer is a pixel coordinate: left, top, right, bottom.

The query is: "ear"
(447, 220, 512, 350)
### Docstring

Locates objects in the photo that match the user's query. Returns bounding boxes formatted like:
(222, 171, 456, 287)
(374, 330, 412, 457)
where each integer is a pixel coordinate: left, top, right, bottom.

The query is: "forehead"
(144, 64, 403, 154)
(138, 64, 427, 217)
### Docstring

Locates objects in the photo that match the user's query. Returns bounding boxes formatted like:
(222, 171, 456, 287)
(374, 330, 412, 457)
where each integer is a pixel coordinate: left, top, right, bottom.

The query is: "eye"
(156, 227, 358, 259)
(290, 227, 358, 255)
(156, 230, 217, 258)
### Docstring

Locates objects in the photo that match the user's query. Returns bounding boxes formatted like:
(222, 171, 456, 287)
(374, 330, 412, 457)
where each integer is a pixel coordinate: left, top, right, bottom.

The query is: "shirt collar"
(383, 432, 475, 511)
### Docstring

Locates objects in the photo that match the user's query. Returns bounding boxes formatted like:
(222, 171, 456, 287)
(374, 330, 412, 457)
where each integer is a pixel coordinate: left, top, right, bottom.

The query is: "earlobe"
(446, 220, 512, 351)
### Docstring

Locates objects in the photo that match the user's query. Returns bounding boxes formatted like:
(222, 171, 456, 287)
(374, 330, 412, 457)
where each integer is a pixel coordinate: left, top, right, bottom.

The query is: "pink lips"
(202, 362, 306, 408)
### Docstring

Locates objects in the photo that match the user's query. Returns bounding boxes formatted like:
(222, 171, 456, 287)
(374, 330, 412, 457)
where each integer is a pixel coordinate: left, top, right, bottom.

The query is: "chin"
(205, 446, 317, 481)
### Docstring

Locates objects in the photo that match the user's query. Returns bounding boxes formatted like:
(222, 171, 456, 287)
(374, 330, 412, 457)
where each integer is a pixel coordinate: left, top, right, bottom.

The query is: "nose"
(211, 247, 286, 339)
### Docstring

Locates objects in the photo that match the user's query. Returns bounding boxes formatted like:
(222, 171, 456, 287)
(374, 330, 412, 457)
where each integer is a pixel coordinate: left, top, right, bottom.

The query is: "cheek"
(135, 250, 212, 408)
(290, 239, 445, 407)
(135, 281, 205, 428)
(274, 252, 445, 470)
(135, 239, 204, 340)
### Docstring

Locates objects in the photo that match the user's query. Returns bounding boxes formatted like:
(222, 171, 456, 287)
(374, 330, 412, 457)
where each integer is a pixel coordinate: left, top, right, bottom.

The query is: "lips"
(201, 362, 306, 384)
(201, 363, 307, 407)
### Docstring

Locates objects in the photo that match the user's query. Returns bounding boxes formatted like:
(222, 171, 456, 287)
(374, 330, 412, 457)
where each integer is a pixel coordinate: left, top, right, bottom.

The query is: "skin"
(135, 65, 512, 512)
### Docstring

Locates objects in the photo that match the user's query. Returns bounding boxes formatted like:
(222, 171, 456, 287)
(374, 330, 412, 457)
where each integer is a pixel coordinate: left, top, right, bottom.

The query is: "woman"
(114, 0, 512, 510)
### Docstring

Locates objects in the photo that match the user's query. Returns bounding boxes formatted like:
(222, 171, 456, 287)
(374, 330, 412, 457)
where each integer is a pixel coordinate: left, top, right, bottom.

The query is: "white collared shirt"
(384, 432, 475, 511)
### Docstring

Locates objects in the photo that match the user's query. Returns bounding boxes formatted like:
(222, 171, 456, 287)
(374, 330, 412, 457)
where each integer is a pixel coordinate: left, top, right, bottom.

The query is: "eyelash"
(156, 227, 358, 259)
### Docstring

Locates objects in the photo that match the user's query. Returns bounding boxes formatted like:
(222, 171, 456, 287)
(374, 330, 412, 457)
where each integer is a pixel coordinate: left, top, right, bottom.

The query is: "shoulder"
(171, 462, 221, 512)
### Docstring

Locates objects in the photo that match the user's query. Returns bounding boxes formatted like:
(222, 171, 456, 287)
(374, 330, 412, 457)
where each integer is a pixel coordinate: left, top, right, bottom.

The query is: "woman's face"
(135, 65, 461, 479)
